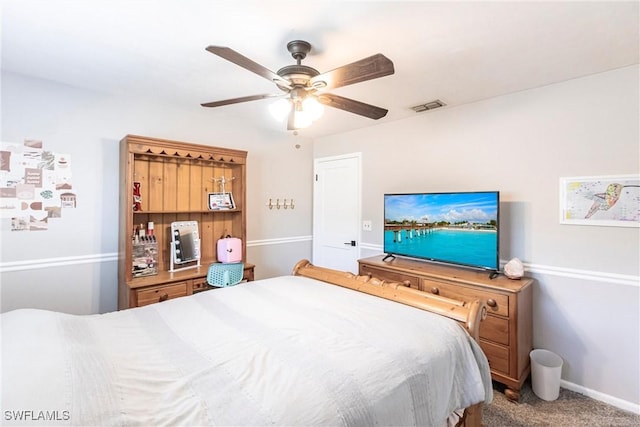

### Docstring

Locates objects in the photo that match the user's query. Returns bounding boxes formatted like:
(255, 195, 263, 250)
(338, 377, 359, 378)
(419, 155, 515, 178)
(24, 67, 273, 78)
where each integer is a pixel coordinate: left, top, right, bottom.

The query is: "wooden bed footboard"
(292, 259, 486, 340)
(292, 259, 487, 427)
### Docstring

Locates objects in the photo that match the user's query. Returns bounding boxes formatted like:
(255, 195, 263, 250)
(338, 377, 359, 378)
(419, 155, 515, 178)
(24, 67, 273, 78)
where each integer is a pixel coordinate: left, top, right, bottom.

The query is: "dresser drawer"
(192, 277, 210, 293)
(136, 281, 189, 306)
(480, 339, 510, 375)
(480, 314, 509, 345)
(359, 265, 419, 289)
(421, 279, 509, 317)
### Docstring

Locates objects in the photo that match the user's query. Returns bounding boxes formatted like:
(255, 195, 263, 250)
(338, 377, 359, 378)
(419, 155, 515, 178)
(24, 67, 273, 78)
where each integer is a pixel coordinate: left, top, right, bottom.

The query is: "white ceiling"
(2, 0, 639, 138)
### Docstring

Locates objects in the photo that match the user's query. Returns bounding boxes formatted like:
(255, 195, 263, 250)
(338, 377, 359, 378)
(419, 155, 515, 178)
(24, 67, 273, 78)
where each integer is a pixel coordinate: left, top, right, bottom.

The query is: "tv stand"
(358, 255, 533, 401)
(489, 270, 499, 280)
(382, 253, 396, 262)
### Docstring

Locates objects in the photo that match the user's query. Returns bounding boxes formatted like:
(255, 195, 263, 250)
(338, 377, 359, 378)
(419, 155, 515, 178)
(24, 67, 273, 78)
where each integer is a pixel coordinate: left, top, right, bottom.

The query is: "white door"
(313, 153, 361, 273)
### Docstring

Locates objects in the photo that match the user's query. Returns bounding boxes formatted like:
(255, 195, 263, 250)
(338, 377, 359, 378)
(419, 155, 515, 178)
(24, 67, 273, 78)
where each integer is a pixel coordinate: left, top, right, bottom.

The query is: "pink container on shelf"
(217, 237, 242, 263)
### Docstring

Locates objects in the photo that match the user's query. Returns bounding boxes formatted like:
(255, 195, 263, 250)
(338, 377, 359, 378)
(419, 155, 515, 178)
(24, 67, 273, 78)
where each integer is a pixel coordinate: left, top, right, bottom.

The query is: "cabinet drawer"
(136, 281, 189, 306)
(359, 265, 419, 289)
(192, 277, 210, 293)
(480, 314, 509, 345)
(421, 279, 509, 317)
(480, 339, 510, 375)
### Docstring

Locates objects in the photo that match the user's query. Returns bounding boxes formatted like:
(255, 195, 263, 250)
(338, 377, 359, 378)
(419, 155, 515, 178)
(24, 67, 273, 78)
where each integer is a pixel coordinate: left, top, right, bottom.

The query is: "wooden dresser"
(358, 255, 533, 401)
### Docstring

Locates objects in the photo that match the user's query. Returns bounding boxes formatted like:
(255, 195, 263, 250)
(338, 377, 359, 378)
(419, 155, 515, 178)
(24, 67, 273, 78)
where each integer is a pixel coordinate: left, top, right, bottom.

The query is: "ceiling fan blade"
(201, 94, 280, 108)
(205, 46, 292, 89)
(318, 93, 388, 120)
(310, 54, 394, 90)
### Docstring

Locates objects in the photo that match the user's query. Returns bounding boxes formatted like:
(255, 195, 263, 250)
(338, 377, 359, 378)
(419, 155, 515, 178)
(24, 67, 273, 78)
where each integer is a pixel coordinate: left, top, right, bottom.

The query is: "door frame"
(312, 152, 362, 271)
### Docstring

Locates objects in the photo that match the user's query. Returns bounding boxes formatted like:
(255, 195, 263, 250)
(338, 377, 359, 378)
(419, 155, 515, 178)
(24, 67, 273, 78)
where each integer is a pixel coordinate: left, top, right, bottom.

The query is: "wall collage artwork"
(0, 140, 76, 231)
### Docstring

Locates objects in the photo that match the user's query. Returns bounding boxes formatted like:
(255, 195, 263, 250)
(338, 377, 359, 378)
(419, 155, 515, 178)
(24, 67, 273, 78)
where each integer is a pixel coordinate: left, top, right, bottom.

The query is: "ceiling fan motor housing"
(276, 64, 320, 90)
(274, 40, 323, 91)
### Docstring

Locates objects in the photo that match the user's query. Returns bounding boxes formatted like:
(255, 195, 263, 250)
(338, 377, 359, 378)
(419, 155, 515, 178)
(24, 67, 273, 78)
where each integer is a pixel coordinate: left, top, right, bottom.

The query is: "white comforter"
(1, 275, 492, 426)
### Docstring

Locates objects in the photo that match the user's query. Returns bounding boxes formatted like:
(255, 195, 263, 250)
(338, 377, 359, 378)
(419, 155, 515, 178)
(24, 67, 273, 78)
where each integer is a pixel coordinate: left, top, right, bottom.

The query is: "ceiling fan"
(201, 40, 395, 130)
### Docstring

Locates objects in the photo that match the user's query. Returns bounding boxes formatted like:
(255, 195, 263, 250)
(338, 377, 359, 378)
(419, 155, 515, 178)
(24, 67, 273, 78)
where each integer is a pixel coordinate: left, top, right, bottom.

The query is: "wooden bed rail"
(292, 259, 486, 341)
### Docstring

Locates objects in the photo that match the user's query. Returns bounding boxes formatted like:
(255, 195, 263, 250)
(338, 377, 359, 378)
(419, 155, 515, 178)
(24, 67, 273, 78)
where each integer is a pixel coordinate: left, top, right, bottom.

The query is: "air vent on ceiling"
(411, 99, 446, 112)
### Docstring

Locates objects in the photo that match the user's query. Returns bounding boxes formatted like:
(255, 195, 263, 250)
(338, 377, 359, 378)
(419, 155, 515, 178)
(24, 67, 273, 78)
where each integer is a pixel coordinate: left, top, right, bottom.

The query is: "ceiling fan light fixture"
(293, 113, 312, 129)
(270, 95, 324, 129)
(302, 96, 324, 121)
(269, 98, 292, 122)
(293, 100, 313, 129)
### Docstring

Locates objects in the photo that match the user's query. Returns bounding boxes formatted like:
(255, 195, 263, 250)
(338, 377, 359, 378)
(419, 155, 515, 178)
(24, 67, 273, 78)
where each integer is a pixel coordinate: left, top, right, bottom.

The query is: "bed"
(1, 260, 492, 427)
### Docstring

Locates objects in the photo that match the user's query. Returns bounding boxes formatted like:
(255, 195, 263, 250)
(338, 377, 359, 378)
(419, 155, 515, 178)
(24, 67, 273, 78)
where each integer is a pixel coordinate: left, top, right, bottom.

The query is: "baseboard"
(561, 379, 640, 414)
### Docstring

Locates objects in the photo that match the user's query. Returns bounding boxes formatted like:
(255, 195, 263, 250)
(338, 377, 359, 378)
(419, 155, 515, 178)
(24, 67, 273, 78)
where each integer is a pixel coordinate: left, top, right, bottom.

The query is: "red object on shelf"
(133, 182, 142, 211)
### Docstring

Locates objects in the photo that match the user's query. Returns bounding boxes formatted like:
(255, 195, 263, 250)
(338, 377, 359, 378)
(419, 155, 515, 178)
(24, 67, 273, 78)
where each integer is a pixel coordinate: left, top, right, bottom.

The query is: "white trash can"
(530, 349, 563, 401)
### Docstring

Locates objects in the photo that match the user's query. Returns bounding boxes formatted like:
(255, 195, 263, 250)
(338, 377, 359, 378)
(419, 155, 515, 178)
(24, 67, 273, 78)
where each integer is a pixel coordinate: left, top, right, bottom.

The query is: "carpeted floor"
(483, 381, 640, 427)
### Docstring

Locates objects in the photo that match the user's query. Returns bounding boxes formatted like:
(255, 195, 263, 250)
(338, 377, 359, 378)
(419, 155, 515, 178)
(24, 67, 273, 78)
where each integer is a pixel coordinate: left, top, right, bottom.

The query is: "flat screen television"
(383, 191, 500, 273)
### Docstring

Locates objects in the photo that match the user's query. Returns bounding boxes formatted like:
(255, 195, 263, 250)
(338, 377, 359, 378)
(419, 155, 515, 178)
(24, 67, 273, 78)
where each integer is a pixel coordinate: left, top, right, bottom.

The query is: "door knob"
(343, 240, 356, 246)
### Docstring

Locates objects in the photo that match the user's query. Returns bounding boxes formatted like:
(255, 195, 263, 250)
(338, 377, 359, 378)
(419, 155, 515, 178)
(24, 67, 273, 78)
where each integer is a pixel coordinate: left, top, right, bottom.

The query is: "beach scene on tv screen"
(384, 192, 498, 269)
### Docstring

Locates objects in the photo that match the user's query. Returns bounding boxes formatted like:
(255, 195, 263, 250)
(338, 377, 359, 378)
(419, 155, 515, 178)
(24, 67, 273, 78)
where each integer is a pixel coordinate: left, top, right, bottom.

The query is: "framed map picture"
(559, 174, 640, 227)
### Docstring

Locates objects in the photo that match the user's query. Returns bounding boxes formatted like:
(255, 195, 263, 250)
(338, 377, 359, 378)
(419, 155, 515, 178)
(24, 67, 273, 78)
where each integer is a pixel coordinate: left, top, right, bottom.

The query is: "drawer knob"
(487, 298, 497, 308)
(159, 293, 169, 302)
(430, 287, 440, 295)
(402, 280, 411, 287)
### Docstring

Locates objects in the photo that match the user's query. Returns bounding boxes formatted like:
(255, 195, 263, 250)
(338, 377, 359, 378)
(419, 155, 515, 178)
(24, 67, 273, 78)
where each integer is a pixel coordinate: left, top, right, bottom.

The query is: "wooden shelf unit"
(358, 255, 533, 401)
(118, 135, 252, 309)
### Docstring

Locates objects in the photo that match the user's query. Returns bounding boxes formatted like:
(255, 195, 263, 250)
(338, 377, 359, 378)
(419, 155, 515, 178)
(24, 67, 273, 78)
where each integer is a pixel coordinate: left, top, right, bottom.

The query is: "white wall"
(0, 71, 313, 313)
(315, 65, 640, 411)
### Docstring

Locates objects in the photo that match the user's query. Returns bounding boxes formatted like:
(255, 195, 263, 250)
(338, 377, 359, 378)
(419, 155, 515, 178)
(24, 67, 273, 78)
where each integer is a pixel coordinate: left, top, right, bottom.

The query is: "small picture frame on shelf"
(208, 192, 235, 210)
